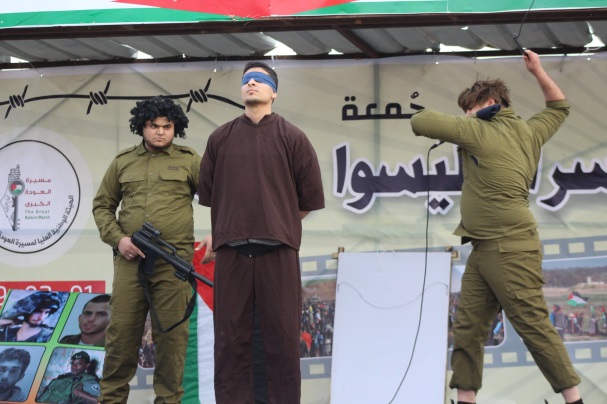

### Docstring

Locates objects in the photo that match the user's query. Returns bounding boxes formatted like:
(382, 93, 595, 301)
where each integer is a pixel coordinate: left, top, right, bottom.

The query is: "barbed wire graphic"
(0, 78, 244, 119)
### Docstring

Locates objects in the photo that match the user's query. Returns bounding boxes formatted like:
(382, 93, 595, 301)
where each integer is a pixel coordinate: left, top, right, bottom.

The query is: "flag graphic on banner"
(183, 244, 216, 403)
(114, 0, 356, 17)
(566, 290, 588, 307)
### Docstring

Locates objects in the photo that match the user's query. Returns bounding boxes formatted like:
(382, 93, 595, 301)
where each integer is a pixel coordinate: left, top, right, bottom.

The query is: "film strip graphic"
(470, 234, 607, 370)
(130, 234, 607, 388)
(131, 367, 153, 391)
(298, 234, 607, 378)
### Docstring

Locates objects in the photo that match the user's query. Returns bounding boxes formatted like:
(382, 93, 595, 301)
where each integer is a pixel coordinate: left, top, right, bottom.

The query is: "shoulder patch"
(173, 144, 196, 155)
(116, 145, 138, 158)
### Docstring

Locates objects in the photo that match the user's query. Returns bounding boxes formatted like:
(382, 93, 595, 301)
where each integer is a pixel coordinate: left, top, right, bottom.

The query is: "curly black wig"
(129, 96, 189, 138)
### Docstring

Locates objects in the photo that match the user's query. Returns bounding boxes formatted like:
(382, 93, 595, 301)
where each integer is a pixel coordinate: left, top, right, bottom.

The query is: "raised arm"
(524, 50, 565, 102)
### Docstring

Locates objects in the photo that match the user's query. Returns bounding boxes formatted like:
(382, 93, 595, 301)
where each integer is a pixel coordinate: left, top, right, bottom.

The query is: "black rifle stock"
(131, 222, 213, 288)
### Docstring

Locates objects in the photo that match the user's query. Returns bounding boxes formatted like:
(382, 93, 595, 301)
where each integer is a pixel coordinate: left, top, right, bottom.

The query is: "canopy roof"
(1, 4, 607, 68)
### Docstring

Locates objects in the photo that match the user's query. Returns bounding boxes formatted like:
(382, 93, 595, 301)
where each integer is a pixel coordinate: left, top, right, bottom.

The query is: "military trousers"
(99, 256, 192, 404)
(449, 229, 581, 393)
(213, 245, 302, 404)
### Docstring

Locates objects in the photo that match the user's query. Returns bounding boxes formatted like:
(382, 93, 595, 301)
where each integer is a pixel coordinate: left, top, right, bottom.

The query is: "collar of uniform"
(136, 141, 175, 155)
(494, 107, 516, 119)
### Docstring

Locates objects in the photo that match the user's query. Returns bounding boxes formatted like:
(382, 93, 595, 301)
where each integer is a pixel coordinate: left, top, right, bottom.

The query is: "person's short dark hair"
(243, 61, 278, 92)
(71, 351, 90, 363)
(129, 96, 189, 139)
(457, 78, 511, 112)
(84, 294, 111, 309)
(3, 291, 66, 322)
(0, 348, 31, 377)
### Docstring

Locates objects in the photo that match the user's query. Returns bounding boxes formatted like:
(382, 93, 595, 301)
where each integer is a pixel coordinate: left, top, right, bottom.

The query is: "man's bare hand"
(523, 49, 566, 101)
(523, 49, 543, 75)
(195, 234, 215, 264)
(117, 236, 144, 261)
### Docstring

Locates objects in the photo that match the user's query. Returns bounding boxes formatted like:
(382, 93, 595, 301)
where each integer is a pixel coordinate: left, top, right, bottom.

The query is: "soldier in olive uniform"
(411, 50, 583, 404)
(37, 351, 100, 404)
(92, 96, 212, 403)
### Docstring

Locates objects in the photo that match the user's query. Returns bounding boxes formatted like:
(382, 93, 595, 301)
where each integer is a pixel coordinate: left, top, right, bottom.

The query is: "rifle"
(131, 222, 213, 287)
(130, 222, 213, 333)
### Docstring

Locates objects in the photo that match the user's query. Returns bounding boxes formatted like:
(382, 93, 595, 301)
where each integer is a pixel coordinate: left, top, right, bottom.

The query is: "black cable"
(514, 0, 536, 40)
(387, 144, 435, 403)
(513, 0, 536, 54)
(387, 5, 536, 396)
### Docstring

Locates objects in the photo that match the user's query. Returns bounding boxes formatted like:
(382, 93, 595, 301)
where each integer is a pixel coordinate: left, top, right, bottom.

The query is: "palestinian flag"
(114, 0, 357, 17)
(5, 1, 607, 30)
(567, 291, 589, 307)
(183, 244, 216, 403)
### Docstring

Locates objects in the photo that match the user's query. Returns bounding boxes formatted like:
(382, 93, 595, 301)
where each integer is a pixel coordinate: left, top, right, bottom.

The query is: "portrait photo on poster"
(0, 290, 69, 343)
(36, 347, 104, 404)
(0, 345, 45, 402)
(58, 293, 111, 347)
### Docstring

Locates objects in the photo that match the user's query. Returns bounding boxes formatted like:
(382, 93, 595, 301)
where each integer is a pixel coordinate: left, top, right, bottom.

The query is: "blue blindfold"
(242, 72, 277, 92)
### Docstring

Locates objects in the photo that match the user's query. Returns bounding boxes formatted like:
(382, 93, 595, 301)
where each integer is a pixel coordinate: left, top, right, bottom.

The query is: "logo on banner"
(0, 140, 80, 253)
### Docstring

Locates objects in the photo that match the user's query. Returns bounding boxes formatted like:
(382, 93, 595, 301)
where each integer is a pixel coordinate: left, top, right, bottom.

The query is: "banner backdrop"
(1, 53, 607, 403)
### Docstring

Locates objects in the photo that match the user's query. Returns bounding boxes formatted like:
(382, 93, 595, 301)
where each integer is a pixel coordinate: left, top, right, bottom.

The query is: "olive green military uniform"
(60, 333, 105, 347)
(93, 142, 200, 403)
(37, 372, 100, 403)
(411, 100, 581, 393)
